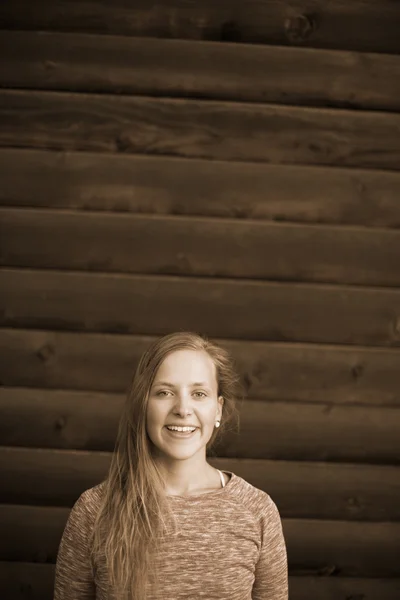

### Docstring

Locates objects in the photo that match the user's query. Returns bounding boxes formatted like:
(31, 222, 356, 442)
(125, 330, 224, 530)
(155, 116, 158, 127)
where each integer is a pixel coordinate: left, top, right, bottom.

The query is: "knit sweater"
(54, 470, 288, 600)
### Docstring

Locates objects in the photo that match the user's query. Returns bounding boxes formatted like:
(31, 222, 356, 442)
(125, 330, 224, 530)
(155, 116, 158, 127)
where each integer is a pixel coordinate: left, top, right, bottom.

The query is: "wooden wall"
(1, 1, 400, 598)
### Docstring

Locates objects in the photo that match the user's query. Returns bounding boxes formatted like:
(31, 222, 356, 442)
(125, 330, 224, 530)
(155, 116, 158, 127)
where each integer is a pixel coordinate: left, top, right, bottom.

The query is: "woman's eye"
(156, 390, 207, 398)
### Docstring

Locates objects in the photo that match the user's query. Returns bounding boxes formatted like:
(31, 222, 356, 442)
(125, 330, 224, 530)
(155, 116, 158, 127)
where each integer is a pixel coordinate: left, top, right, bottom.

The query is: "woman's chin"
(156, 438, 205, 461)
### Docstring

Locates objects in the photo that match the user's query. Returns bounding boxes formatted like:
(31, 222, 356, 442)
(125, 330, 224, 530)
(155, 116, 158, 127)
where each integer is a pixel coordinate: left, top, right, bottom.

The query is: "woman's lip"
(165, 424, 199, 427)
(164, 427, 199, 438)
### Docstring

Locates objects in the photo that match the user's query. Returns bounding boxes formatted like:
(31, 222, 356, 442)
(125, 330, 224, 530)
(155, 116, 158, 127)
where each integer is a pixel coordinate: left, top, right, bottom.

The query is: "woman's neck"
(154, 455, 221, 496)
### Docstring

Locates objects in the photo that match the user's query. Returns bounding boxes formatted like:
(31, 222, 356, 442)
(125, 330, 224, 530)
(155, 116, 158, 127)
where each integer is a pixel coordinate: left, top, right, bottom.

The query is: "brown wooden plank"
(1, 387, 399, 464)
(1, 505, 398, 576)
(1, 32, 400, 112)
(1, 447, 399, 521)
(1, 90, 400, 171)
(1, 563, 399, 600)
(0, 562, 55, 600)
(1, 328, 400, 406)
(0, 505, 67, 563)
(290, 576, 400, 600)
(0, 447, 110, 507)
(1, 149, 400, 229)
(1, 269, 400, 347)
(1, 0, 400, 54)
(2, 207, 400, 288)
(283, 520, 400, 577)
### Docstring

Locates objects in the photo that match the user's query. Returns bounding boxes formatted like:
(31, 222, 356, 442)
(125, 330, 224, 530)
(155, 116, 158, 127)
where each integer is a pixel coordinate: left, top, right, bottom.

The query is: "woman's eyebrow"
(152, 381, 175, 388)
(152, 381, 210, 388)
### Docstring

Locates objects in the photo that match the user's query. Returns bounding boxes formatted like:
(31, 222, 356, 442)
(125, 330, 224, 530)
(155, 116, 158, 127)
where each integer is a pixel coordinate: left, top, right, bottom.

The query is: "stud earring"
(215, 420, 221, 428)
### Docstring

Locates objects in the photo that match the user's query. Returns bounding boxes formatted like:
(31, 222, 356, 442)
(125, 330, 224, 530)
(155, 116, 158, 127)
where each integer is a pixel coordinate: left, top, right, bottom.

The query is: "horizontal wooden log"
(1, 32, 400, 112)
(0, 505, 67, 564)
(1, 329, 400, 406)
(2, 208, 400, 287)
(1, 505, 399, 576)
(1, 149, 400, 228)
(0, 447, 109, 507)
(1, 90, 400, 171)
(1, 269, 400, 347)
(0, 562, 54, 600)
(290, 576, 400, 600)
(1, 0, 400, 54)
(1, 388, 399, 464)
(1, 447, 399, 521)
(1, 563, 399, 600)
(284, 520, 400, 577)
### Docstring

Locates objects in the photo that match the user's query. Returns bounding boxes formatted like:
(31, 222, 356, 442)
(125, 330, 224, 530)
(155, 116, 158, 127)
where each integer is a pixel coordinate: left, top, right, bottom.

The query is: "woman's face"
(146, 349, 224, 462)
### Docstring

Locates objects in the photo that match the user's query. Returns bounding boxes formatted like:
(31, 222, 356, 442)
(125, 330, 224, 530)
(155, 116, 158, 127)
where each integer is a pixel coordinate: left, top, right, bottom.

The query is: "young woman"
(54, 331, 288, 599)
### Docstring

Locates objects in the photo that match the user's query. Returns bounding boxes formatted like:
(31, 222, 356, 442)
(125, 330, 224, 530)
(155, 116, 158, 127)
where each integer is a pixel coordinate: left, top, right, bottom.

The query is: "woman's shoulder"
(228, 472, 279, 519)
(80, 480, 106, 502)
(69, 481, 106, 522)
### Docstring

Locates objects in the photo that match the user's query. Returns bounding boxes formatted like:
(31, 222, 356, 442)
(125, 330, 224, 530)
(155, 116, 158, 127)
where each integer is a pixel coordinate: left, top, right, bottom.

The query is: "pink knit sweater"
(54, 470, 288, 599)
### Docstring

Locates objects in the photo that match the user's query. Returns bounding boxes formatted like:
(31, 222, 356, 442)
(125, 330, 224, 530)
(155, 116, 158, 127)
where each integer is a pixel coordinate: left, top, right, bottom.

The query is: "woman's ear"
(217, 395, 224, 419)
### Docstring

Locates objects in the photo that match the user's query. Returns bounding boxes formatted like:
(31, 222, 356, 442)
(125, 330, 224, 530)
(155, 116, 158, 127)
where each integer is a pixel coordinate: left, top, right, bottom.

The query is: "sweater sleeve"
(252, 497, 288, 600)
(53, 492, 96, 600)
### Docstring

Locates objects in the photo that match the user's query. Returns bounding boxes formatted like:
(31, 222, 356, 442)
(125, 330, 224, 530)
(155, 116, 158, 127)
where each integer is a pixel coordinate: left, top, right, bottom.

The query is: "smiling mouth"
(166, 425, 197, 432)
(164, 426, 198, 438)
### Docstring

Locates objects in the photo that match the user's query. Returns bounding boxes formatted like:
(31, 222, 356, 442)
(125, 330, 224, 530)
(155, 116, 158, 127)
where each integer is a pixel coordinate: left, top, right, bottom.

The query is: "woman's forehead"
(155, 349, 216, 382)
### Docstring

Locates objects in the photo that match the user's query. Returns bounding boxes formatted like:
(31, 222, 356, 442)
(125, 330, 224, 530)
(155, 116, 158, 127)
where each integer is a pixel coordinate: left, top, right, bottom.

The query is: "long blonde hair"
(90, 331, 242, 599)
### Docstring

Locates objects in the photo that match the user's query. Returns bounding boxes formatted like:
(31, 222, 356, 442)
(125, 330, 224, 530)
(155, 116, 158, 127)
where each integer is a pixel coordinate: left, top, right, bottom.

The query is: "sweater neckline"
(166, 470, 235, 501)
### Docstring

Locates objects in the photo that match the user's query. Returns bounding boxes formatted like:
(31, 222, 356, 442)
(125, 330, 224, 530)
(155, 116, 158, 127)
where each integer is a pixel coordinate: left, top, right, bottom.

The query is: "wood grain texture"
(1, 328, 400, 406)
(1, 90, 400, 171)
(1, 505, 399, 576)
(1, 563, 399, 600)
(0, 1, 399, 594)
(1, 0, 400, 54)
(290, 576, 400, 600)
(1, 269, 400, 347)
(2, 207, 400, 287)
(1, 447, 399, 521)
(1, 31, 400, 112)
(283, 519, 400, 577)
(0, 562, 54, 600)
(1, 149, 400, 228)
(1, 387, 399, 463)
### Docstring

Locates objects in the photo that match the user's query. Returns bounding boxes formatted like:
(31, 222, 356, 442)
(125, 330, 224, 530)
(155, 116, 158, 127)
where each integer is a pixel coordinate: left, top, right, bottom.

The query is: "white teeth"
(166, 426, 196, 432)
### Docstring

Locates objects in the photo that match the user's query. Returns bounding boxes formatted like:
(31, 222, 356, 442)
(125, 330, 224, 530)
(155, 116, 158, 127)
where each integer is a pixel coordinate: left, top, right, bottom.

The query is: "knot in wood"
(351, 363, 364, 380)
(55, 416, 66, 430)
(43, 60, 57, 71)
(319, 563, 339, 576)
(36, 343, 55, 362)
(346, 496, 362, 512)
(242, 372, 252, 393)
(115, 133, 134, 153)
(176, 252, 192, 274)
(284, 14, 316, 43)
(231, 205, 248, 219)
(391, 317, 400, 342)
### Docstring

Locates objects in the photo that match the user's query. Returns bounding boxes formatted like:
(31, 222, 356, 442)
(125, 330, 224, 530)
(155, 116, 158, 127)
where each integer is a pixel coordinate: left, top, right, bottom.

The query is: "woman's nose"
(173, 394, 193, 416)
